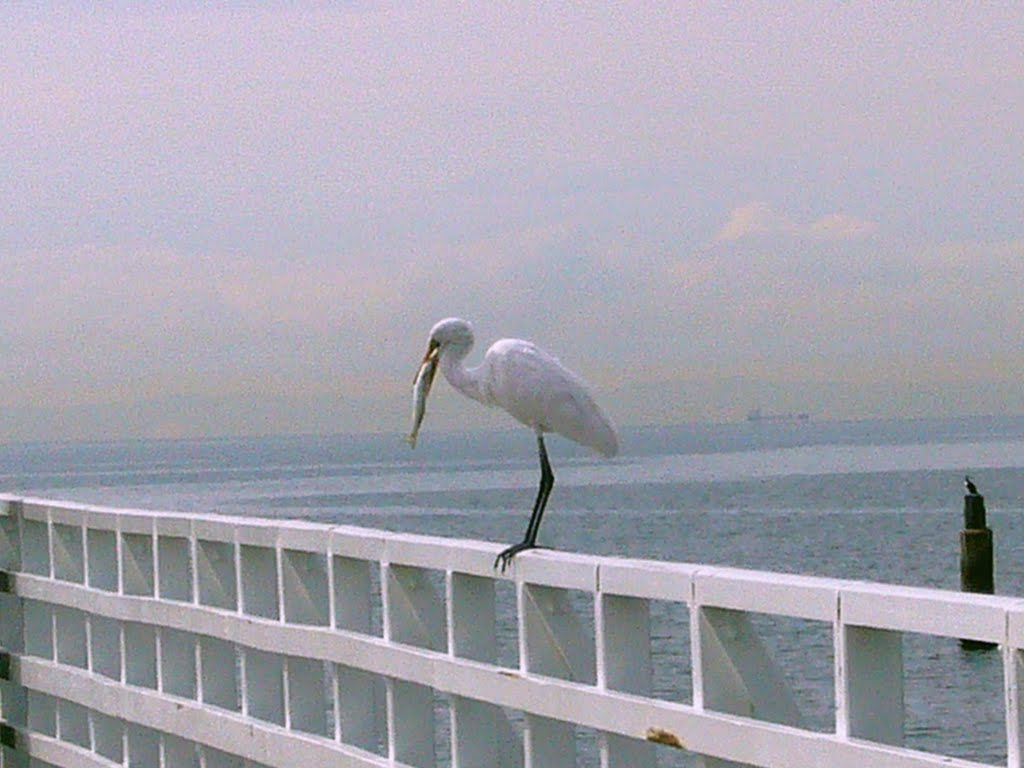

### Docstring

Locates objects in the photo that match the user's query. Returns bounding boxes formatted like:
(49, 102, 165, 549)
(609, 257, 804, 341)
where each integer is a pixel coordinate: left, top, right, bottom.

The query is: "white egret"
(408, 318, 618, 571)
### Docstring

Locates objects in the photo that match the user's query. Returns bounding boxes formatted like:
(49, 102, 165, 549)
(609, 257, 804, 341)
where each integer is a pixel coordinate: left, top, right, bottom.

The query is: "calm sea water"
(3, 415, 1024, 765)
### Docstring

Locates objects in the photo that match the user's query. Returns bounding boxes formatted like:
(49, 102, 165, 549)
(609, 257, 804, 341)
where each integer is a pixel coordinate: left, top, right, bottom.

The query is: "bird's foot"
(494, 541, 538, 573)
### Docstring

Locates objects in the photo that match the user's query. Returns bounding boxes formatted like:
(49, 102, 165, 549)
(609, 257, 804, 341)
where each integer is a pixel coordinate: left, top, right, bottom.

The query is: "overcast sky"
(2, 4, 1022, 441)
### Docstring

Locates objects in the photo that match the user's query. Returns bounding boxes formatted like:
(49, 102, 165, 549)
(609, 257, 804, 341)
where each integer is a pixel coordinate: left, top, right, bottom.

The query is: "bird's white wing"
(479, 339, 618, 457)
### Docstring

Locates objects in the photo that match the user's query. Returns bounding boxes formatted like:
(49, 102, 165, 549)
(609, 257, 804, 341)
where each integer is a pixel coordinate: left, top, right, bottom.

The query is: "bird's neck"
(439, 342, 487, 405)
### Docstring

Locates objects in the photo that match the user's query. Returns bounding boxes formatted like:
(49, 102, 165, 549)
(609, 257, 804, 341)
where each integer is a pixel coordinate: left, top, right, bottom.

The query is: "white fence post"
(693, 606, 804, 768)
(518, 580, 596, 767)
(837, 625, 904, 745)
(0, 499, 26, 763)
(448, 572, 496, 663)
(447, 571, 522, 768)
(596, 593, 657, 767)
(1006, 644, 1024, 768)
(382, 562, 443, 767)
(331, 553, 385, 754)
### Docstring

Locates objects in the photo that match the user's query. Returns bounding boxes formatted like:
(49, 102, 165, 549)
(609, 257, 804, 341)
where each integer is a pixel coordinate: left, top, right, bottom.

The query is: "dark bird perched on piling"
(964, 475, 980, 496)
(960, 473, 995, 649)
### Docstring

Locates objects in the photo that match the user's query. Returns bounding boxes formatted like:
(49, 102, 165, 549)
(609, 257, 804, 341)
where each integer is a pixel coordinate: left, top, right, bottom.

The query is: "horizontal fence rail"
(1, 494, 1023, 767)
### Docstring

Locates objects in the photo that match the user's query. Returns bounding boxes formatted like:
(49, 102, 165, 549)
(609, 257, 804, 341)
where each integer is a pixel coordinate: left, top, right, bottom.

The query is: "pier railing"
(1, 494, 1022, 768)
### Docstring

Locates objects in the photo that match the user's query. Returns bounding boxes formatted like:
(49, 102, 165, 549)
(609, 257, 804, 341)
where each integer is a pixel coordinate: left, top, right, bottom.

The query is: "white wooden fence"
(0, 494, 1022, 768)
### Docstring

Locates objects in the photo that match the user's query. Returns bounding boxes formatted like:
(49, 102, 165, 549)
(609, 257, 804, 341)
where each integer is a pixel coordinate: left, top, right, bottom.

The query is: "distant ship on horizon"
(746, 407, 811, 423)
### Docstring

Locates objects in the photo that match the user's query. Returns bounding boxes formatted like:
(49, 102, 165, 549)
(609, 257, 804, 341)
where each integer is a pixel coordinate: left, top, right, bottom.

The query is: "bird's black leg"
(495, 434, 555, 571)
(524, 435, 554, 545)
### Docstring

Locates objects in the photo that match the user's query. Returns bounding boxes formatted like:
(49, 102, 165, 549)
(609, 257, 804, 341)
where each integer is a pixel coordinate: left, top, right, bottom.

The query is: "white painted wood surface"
(0, 494, 1022, 768)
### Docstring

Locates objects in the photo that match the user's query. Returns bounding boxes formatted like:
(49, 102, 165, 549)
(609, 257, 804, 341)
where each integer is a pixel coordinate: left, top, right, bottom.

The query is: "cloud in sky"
(1, 4, 1022, 440)
(714, 202, 877, 243)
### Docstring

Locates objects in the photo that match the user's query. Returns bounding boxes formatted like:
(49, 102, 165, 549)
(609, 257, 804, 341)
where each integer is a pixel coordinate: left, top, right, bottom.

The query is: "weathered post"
(960, 481, 995, 649)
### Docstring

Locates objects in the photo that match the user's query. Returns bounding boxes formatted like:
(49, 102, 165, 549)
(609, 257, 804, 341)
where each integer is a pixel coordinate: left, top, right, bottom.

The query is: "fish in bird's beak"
(407, 342, 439, 447)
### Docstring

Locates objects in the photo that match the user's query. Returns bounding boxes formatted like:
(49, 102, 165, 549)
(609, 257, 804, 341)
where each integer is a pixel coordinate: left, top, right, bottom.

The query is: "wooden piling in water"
(960, 491, 995, 649)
